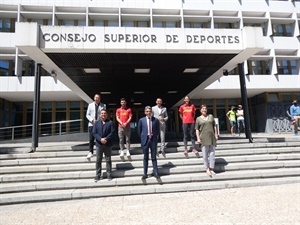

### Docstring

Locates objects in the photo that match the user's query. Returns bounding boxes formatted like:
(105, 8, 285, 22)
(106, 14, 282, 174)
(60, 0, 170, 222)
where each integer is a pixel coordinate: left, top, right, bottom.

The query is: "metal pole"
(12, 127, 14, 140)
(238, 63, 253, 143)
(59, 122, 62, 135)
(29, 63, 41, 153)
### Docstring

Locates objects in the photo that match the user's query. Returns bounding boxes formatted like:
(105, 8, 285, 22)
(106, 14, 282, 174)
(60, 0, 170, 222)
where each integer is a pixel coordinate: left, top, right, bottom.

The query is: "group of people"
(226, 100, 300, 137)
(86, 94, 219, 181)
(86, 94, 169, 181)
(179, 96, 219, 176)
(226, 105, 245, 136)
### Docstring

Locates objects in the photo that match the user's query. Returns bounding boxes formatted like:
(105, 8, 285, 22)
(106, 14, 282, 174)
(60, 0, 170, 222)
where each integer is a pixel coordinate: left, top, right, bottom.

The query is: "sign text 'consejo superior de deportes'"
(42, 32, 240, 45)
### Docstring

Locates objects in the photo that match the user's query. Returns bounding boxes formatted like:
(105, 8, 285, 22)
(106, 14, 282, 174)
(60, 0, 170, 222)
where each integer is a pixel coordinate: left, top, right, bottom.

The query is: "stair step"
(0, 153, 299, 174)
(1, 146, 299, 166)
(1, 141, 299, 155)
(0, 138, 299, 205)
(1, 176, 299, 205)
(1, 160, 299, 183)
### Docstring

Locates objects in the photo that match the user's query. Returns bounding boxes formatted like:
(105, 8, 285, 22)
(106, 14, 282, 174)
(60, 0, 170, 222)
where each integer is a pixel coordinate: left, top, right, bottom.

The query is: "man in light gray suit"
(86, 93, 106, 159)
(152, 98, 168, 155)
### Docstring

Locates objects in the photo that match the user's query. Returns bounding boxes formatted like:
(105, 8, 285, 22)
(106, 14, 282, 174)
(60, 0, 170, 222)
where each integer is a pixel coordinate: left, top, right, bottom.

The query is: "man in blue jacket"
(137, 106, 160, 180)
(290, 100, 300, 136)
(93, 109, 115, 181)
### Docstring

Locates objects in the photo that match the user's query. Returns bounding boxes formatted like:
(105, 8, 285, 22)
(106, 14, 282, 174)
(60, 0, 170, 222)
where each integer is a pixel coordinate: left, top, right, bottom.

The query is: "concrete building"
(0, 0, 299, 140)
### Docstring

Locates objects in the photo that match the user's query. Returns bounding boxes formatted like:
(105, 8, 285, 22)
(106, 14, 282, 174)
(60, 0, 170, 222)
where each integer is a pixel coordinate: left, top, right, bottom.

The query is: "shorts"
(230, 120, 236, 127)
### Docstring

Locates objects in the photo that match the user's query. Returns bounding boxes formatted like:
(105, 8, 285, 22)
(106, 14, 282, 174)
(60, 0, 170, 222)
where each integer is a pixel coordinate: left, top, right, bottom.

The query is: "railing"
(272, 117, 293, 133)
(0, 119, 83, 141)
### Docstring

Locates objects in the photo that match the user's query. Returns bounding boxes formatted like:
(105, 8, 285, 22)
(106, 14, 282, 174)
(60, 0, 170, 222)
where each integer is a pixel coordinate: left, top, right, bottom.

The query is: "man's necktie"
(148, 117, 152, 138)
(95, 104, 99, 120)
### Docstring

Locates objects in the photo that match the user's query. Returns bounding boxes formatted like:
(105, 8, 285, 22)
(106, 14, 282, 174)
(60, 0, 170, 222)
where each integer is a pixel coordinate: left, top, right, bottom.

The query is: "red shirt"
(116, 107, 132, 127)
(178, 103, 196, 124)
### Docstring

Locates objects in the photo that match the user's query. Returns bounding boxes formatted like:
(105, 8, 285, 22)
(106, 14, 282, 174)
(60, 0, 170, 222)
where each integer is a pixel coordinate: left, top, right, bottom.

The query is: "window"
(77, 20, 86, 26)
(0, 61, 9, 76)
(121, 21, 134, 27)
(228, 67, 239, 75)
(272, 24, 293, 36)
(153, 22, 163, 28)
(59, 20, 74, 26)
(184, 22, 208, 28)
(214, 22, 238, 29)
(277, 60, 297, 75)
(93, 20, 104, 27)
(136, 21, 148, 27)
(268, 93, 279, 102)
(107, 20, 119, 27)
(247, 60, 271, 75)
(0, 18, 11, 32)
(281, 93, 293, 102)
(165, 21, 176, 28)
(70, 101, 81, 133)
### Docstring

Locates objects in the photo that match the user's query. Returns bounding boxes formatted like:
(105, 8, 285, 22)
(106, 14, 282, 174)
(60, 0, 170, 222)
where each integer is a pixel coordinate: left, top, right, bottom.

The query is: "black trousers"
(96, 145, 112, 178)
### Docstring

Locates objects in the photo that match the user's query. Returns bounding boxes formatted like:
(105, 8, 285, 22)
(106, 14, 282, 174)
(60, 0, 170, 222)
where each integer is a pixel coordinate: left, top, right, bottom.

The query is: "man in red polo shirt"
(116, 98, 133, 157)
(178, 96, 198, 155)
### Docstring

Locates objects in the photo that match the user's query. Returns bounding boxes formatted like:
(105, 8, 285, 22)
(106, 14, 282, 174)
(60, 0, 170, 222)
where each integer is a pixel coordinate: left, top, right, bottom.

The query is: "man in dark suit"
(137, 106, 160, 180)
(93, 109, 115, 181)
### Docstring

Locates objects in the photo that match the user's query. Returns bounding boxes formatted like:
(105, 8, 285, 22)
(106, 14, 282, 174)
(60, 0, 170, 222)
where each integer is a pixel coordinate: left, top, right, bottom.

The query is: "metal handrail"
(0, 119, 83, 141)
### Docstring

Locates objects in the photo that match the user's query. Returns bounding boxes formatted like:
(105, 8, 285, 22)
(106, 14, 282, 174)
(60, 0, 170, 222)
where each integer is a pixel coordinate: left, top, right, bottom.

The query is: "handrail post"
(59, 122, 62, 135)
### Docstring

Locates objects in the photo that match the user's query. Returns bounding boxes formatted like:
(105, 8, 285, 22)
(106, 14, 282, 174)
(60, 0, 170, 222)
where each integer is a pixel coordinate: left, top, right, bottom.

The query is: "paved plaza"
(0, 183, 299, 225)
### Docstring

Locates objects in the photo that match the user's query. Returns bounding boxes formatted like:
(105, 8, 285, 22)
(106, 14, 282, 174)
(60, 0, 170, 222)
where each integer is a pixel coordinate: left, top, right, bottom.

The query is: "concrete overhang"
(15, 22, 263, 108)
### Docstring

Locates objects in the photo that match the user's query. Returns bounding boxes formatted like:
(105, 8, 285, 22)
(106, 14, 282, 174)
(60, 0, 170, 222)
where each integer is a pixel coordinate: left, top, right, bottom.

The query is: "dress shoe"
(107, 176, 112, 181)
(154, 174, 160, 179)
(141, 174, 148, 180)
(94, 175, 101, 182)
(28, 148, 36, 153)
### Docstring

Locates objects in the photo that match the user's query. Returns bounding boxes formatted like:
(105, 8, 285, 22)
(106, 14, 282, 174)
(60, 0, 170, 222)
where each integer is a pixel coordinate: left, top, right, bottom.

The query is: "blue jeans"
(237, 119, 245, 134)
(182, 123, 196, 149)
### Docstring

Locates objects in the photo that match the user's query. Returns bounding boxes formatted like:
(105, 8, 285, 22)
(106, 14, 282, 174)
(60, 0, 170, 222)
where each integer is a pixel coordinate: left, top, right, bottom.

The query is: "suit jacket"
(92, 119, 115, 147)
(152, 105, 168, 125)
(86, 102, 106, 127)
(137, 116, 160, 147)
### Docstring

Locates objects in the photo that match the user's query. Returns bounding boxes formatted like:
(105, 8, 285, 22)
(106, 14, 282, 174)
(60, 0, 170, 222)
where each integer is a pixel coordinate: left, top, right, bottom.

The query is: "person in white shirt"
(86, 94, 106, 159)
(236, 105, 245, 136)
(152, 98, 168, 155)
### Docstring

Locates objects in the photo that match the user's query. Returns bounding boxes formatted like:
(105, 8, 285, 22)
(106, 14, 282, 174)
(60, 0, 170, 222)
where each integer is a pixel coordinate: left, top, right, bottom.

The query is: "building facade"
(0, 0, 299, 140)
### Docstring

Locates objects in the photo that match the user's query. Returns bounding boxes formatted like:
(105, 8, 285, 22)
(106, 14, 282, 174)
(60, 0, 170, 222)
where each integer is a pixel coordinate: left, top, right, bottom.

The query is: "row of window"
(0, 59, 297, 76)
(0, 17, 299, 37)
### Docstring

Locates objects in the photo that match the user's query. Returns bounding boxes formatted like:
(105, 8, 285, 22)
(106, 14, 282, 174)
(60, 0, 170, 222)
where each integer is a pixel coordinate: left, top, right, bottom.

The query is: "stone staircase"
(0, 137, 299, 205)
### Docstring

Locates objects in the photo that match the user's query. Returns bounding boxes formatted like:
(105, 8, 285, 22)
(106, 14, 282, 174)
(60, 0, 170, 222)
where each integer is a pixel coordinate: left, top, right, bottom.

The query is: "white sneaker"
(119, 150, 124, 157)
(86, 152, 93, 159)
(126, 150, 131, 156)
